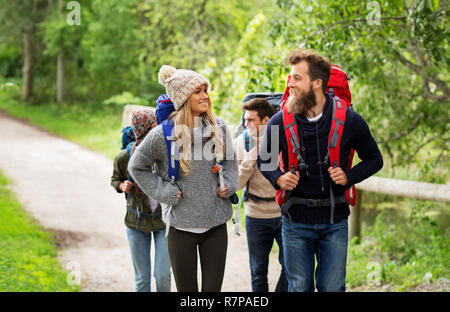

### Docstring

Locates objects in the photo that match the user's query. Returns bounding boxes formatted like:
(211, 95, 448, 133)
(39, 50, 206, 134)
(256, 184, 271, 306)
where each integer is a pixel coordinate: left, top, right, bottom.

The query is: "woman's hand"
(119, 180, 134, 193)
(217, 185, 228, 198)
(176, 190, 182, 201)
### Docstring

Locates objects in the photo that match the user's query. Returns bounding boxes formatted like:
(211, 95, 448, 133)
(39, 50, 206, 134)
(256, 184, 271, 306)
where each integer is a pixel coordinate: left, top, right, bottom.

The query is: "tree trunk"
(22, 30, 34, 101)
(57, 42, 64, 103)
(22, 0, 39, 102)
(57, 0, 64, 103)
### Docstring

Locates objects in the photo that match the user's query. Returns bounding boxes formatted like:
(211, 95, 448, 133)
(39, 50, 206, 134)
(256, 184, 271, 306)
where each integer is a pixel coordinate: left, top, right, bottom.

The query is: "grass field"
(0, 170, 79, 292)
(0, 82, 123, 160)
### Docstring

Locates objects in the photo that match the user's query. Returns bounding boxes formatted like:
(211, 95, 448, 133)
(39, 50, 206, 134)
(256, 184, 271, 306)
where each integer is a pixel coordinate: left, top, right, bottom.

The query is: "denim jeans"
(245, 216, 288, 292)
(126, 227, 172, 292)
(281, 216, 348, 292)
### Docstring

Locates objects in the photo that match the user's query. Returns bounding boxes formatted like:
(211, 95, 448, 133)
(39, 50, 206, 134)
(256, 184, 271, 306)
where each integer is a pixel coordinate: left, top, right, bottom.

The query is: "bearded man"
(256, 49, 383, 292)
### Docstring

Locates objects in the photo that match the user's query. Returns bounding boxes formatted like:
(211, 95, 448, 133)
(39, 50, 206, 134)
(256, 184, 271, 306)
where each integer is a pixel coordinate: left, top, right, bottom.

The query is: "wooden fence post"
(349, 190, 363, 242)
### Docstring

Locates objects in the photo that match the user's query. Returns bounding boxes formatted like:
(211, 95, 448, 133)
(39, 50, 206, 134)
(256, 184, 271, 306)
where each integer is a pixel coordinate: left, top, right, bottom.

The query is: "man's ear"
(313, 79, 323, 91)
(262, 116, 270, 125)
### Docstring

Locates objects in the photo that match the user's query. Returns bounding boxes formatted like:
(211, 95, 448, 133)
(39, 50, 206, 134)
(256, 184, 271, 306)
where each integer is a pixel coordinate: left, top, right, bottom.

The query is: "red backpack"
(275, 65, 357, 214)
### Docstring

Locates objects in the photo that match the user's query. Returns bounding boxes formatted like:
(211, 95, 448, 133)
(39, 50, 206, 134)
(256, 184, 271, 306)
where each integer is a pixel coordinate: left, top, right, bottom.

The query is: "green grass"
(0, 84, 123, 160)
(0, 170, 79, 292)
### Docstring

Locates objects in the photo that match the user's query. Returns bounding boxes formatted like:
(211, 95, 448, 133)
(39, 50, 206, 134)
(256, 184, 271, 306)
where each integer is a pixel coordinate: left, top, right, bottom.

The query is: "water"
(357, 192, 450, 234)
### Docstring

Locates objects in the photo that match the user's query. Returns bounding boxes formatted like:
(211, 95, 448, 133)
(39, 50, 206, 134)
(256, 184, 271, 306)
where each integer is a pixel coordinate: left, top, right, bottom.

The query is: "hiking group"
(110, 49, 383, 292)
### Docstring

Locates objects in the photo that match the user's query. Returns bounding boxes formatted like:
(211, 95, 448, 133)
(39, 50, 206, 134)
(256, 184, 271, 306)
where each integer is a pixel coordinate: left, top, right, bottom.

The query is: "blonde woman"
(128, 65, 238, 292)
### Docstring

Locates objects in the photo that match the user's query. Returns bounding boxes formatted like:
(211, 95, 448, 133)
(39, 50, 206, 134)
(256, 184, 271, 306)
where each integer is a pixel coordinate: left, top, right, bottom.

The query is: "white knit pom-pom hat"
(158, 65, 210, 111)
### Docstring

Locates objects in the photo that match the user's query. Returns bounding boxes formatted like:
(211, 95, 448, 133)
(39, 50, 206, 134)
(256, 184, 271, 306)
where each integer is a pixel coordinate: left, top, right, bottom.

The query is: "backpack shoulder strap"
(242, 128, 256, 153)
(126, 141, 134, 158)
(328, 96, 347, 168)
(243, 128, 250, 153)
(282, 104, 300, 172)
(328, 96, 347, 169)
(126, 142, 135, 183)
(162, 119, 179, 182)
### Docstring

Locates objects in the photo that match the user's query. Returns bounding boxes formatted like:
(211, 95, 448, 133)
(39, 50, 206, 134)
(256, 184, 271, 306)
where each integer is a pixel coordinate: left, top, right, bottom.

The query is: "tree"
(57, 0, 64, 103)
(263, 0, 449, 179)
(0, 0, 52, 101)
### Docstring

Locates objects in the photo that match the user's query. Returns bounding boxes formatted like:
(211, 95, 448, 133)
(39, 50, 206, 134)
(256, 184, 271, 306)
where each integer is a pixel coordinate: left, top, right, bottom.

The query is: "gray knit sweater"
(128, 118, 238, 229)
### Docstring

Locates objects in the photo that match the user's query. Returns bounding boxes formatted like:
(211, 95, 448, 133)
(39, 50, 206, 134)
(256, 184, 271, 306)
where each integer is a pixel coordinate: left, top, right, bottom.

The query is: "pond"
(354, 192, 450, 236)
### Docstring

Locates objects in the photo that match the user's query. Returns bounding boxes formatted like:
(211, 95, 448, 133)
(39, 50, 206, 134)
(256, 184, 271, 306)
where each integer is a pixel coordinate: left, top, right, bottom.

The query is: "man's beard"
(286, 85, 316, 115)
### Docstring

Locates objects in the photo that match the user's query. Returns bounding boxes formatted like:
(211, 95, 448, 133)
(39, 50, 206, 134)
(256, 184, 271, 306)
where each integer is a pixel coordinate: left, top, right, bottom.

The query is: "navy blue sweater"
(257, 93, 383, 224)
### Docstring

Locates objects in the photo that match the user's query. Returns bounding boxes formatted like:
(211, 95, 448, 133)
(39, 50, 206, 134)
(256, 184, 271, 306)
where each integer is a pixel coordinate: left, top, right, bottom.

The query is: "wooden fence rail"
(350, 177, 450, 240)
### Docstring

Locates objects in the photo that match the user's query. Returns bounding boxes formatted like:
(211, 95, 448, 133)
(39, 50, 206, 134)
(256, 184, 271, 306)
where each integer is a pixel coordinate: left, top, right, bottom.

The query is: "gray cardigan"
(128, 118, 238, 229)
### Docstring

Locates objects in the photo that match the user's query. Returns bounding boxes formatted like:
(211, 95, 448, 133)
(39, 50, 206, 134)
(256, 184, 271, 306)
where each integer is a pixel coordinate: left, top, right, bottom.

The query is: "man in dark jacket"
(257, 49, 383, 292)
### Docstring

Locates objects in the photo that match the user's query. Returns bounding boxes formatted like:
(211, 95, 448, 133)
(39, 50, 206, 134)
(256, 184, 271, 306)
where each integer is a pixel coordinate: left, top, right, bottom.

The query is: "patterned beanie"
(158, 65, 210, 111)
(131, 110, 156, 140)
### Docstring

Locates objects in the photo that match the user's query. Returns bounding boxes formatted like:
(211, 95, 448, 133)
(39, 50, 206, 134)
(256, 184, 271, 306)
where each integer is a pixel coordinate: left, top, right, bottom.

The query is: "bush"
(347, 200, 449, 291)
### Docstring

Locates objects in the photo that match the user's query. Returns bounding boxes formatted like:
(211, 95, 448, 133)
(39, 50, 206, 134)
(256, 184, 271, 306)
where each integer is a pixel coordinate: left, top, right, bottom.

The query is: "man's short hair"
(242, 98, 275, 121)
(288, 49, 331, 92)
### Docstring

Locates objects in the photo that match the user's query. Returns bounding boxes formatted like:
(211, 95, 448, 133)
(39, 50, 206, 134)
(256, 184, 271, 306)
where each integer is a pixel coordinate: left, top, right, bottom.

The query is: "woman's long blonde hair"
(169, 95, 224, 175)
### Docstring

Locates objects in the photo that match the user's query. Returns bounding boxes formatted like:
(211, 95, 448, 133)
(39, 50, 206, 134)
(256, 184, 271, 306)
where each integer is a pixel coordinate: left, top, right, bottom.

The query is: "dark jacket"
(257, 93, 383, 224)
(111, 149, 165, 234)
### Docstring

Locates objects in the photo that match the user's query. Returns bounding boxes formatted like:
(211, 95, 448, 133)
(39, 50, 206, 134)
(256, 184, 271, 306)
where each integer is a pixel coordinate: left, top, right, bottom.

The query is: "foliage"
(347, 199, 449, 291)
(102, 91, 149, 107)
(0, 170, 79, 291)
(266, 0, 449, 180)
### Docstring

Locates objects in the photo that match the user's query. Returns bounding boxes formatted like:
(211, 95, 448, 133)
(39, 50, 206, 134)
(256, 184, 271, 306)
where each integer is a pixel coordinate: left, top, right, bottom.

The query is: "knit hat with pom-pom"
(131, 110, 156, 140)
(158, 65, 210, 111)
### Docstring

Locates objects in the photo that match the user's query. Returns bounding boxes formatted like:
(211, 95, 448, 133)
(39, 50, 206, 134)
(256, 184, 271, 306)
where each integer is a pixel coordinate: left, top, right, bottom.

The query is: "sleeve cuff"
(272, 171, 284, 190)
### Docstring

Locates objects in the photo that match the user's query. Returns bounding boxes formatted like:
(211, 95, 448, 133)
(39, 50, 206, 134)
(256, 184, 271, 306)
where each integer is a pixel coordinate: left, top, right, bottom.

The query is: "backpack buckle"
(212, 163, 222, 174)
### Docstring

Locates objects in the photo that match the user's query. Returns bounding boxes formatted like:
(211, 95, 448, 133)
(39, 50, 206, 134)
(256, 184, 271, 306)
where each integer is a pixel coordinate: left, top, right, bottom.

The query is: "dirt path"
(0, 111, 282, 292)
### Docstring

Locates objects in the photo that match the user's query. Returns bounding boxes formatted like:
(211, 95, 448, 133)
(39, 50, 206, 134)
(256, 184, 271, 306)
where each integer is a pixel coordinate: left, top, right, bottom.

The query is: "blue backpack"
(121, 126, 136, 172)
(120, 127, 136, 196)
(156, 94, 176, 125)
(161, 119, 239, 205)
(121, 126, 135, 150)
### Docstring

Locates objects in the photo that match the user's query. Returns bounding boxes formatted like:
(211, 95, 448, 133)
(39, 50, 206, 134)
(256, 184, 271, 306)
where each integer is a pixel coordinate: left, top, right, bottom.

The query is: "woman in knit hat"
(128, 65, 238, 292)
(111, 110, 172, 292)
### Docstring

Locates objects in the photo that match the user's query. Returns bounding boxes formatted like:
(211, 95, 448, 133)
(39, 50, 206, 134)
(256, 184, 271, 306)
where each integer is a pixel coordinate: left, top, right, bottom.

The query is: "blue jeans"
(246, 216, 288, 292)
(281, 216, 348, 292)
(126, 227, 172, 292)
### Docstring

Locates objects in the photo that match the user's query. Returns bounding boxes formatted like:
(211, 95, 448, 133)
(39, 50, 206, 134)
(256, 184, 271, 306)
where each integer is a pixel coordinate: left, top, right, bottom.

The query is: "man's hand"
(328, 167, 348, 185)
(119, 180, 134, 193)
(177, 190, 182, 201)
(276, 171, 300, 191)
(217, 185, 228, 198)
